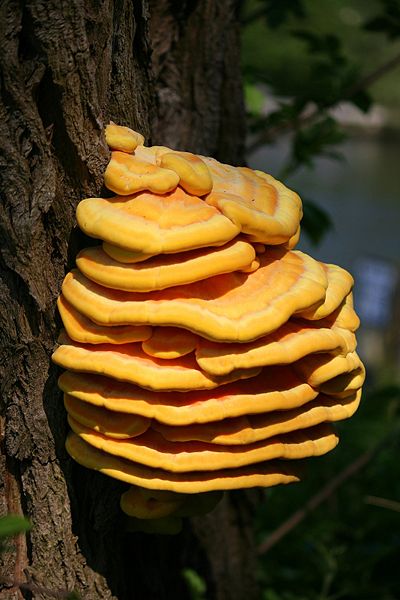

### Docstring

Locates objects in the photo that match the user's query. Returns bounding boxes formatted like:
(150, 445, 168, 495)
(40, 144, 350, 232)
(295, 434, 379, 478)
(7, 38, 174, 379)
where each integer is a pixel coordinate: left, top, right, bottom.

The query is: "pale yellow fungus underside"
(120, 487, 223, 520)
(120, 486, 184, 519)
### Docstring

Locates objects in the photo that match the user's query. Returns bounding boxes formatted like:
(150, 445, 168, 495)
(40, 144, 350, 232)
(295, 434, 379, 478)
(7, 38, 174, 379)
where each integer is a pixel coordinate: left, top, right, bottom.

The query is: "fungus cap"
(66, 432, 301, 493)
(61, 249, 328, 342)
(105, 123, 145, 153)
(59, 367, 318, 425)
(204, 159, 302, 245)
(102, 243, 155, 264)
(312, 293, 360, 332)
(195, 321, 356, 376)
(64, 394, 151, 439)
(142, 327, 198, 359)
(296, 264, 354, 320)
(76, 240, 256, 292)
(104, 151, 179, 195)
(68, 417, 338, 472)
(52, 333, 261, 391)
(294, 351, 364, 388)
(53, 124, 365, 510)
(57, 295, 152, 345)
(286, 226, 301, 250)
(76, 187, 240, 255)
(154, 390, 361, 446)
(318, 365, 366, 397)
(158, 151, 213, 196)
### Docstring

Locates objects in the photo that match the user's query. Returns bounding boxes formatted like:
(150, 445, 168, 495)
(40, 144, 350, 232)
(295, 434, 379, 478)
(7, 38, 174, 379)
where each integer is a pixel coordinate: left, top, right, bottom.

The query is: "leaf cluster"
(365, 0, 400, 39)
(242, 0, 400, 243)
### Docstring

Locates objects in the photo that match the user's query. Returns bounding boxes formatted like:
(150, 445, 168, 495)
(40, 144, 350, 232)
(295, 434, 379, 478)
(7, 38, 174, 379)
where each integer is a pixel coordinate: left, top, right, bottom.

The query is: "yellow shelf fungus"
(53, 124, 364, 527)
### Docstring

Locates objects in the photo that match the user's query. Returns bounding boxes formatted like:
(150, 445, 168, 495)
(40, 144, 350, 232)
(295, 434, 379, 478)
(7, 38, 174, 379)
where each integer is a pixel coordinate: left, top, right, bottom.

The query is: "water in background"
(249, 134, 400, 378)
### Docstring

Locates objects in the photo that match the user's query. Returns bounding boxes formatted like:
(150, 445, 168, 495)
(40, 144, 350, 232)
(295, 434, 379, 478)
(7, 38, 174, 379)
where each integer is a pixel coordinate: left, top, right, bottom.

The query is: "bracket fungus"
(53, 122, 364, 533)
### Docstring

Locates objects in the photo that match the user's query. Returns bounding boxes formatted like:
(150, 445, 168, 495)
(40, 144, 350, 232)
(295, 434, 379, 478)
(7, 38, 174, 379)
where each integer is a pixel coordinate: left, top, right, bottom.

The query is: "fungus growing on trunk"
(52, 123, 364, 532)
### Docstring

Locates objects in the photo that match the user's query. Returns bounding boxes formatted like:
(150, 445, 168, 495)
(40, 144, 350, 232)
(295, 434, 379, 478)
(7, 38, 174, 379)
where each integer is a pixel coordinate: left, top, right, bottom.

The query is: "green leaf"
(351, 89, 373, 113)
(284, 117, 346, 175)
(292, 31, 344, 61)
(66, 592, 82, 600)
(0, 515, 31, 539)
(244, 83, 265, 116)
(262, 0, 306, 28)
(301, 199, 333, 245)
(182, 568, 207, 600)
(247, 102, 303, 137)
(364, 0, 400, 39)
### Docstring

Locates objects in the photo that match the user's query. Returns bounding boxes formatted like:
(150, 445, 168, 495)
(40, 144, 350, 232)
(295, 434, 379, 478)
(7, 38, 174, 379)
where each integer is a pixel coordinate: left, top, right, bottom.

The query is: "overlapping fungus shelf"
(52, 122, 364, 532)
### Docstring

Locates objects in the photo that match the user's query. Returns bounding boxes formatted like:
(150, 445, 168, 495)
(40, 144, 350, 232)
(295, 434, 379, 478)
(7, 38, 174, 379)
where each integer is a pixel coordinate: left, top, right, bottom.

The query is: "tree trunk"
(0, 1, 259, 598)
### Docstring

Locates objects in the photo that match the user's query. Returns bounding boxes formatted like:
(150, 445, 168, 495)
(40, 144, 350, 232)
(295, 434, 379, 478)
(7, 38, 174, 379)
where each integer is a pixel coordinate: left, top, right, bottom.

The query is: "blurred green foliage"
(255, 384, 400, 599)
(241, 0, 400, 243)
(365, 0, 400, 39)
(241, 0, 400, 106)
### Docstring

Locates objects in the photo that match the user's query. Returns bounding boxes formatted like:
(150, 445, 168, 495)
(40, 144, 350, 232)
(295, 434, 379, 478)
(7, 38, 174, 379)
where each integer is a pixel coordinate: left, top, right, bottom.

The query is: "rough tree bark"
(0, 1, 259, 598)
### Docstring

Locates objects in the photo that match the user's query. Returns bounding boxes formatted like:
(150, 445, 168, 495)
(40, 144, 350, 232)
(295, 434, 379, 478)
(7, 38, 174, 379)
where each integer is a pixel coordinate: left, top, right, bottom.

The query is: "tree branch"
(257, 425, 400, 555)
(0, 570, 80, 599)
(346, 51, 400, 98)
(364, 495, 400, 513)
